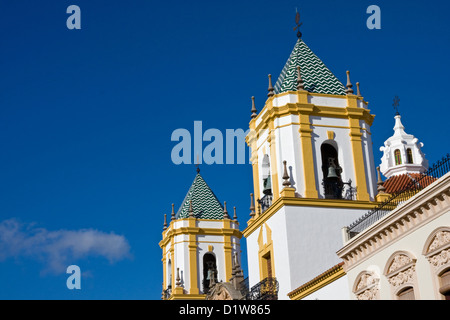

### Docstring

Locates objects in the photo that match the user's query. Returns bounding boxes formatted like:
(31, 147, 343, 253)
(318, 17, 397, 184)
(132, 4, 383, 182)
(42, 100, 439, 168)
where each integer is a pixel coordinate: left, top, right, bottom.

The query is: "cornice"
(337, 172, 450, 271)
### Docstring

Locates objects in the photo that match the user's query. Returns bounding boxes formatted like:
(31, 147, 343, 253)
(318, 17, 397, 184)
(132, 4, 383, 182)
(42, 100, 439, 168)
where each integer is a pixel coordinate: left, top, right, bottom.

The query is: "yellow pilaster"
(170, 236, 175, 289)
(346, 95, 370, 201)
(187, 217, 199, 295)
(298, 102, 319, 198)
(162, 244, 167, 290)
(223, 219, 233, 282)
(268, 120, 280, 201)
(248, 121, 260, 200)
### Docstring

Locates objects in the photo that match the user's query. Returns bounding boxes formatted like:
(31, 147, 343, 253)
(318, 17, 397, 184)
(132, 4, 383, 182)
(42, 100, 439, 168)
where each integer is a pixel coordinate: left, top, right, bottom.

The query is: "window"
(321, 143, 343, 199)
(439, 269, 450, 300)
(262, 252, 272, 279)
(167, 259, 172, 289)
(261, 154, 272, 196)
(397, 287, 415, 300)
(203, 253, 217, 293)
(394, 149, 402, 165)
(407, 148, 413, 164)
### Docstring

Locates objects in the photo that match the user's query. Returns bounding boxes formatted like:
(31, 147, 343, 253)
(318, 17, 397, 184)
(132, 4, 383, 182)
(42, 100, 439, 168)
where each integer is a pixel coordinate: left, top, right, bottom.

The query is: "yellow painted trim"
(346, 100, 370, 202)
(159, 224, 242, 248)
(223, 219, 233, 282)
(312, 123, 372, 134)
(258, 224, 276, 281)
(171, 239, 241, 246)
(170, 237, 175, 290)
(254, 102, 375, 133)
(244, 196, 379, 238)
(274, 122, 301, 130)
(188, 217, 199, 295)
(162, 244, 167, 290)
(169, 293, 207, 300)
(298, 105, 319, 198)
(268, 121, 280, 201)
(288, 264, 346, 300)
(375, 192, 391, 203)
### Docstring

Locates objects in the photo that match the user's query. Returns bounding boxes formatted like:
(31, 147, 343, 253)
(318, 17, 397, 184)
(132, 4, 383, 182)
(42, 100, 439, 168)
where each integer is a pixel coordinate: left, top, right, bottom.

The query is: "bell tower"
(379, 101, 428, 179)
(159, 168, 243, 300)
(244, 16, 379, 299)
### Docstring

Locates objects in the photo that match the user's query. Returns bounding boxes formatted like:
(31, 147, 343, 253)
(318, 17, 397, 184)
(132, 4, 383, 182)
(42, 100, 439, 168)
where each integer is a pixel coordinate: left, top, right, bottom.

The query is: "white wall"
(302, 275, 350, 300)
(345, 213, 450, 300)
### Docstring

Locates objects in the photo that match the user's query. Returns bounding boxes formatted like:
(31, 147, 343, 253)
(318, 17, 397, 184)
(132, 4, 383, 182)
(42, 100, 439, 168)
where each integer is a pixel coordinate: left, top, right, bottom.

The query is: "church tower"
(159, 168, 243, 300)
(379, 108, 428, 179)
(244, 17, 380, 299)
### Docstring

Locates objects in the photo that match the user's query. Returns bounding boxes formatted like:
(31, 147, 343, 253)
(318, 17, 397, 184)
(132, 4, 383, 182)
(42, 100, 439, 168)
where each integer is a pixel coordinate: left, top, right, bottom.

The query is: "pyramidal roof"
(274, 39, 346, 96)
(176, 171, 225, 220)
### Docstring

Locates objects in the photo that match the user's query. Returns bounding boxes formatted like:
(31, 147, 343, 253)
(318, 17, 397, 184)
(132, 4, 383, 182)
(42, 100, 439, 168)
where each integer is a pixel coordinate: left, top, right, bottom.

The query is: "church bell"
(327, 166, 339, 179)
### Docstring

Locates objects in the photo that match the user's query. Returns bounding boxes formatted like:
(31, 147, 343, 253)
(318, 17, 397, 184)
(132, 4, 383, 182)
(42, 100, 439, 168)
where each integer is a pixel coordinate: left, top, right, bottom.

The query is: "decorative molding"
(353, 271, 380, 300)
(427, 248, 450, 270)
(337, 172, 450, 271)
(388, 266, 415, 288)
(244, 196, 378, 237)
(288, 262, 345, 300)
(425, 230, 450, 254)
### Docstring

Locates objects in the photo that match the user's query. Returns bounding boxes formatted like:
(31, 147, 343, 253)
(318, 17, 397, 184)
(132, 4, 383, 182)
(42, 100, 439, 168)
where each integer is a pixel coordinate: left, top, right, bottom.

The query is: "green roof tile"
(274, 39, 346, 96)
(176, 173, 225, 220)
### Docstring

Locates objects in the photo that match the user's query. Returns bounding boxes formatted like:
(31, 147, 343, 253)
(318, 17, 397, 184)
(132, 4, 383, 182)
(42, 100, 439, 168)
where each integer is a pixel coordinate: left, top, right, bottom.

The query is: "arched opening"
(397, 286, 415, 300)
(259, 154, 273, 212)
(321, 143, 343, 199)
(167, 259, 172, 289)
(407, 148, 413, 164)
(439, 269, 450, 300)
(202, 253, 217, 294)
(261, 154, 272, 195)
(394, 149, 402, 165)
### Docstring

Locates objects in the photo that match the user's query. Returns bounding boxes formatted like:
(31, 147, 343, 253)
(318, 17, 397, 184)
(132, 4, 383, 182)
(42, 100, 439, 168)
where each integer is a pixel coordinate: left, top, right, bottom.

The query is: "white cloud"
(0, 218, 131, 274)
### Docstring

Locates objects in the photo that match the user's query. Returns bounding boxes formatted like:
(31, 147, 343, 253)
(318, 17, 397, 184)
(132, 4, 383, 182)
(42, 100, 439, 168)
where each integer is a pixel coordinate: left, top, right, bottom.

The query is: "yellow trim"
(288, 263, 346, 300)
(244, 195, 379, 238)
(162, 243, 167, 290)
(188, 217, 199, 295)
(327, 130, 335, 140)
(223, 219, 233, 282)
(159, 223, 242, 248)
(248, 122, 261, 201)
(268, 121, 280, 201)
(312, 123, 372, 134)
(159, 218, 243, 298)
(171, 239, 241, 246)
(346, 96, 370, 201)
(258, 224, 276, 281)
(375, 192, 391, 203)
(298, 105, 319, 198)
(168, 293, 206, 300)
(253, 102, 375, 133)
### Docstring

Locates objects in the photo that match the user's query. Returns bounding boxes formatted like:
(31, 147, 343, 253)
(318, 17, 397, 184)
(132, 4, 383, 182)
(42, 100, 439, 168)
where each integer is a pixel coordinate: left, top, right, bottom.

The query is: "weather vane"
(393, 96, 400, 115)
(293, 8, 303, 38)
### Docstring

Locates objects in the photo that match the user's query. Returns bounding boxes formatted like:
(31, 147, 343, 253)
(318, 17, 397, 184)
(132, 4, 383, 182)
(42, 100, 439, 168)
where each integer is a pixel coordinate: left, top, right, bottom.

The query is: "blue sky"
(0, 0, 449, 299)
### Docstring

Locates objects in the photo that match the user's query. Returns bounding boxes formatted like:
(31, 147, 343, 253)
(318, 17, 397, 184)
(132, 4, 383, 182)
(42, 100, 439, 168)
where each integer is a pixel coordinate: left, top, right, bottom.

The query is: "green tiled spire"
(274, 39, 346, 96)
(176, 172, 225, 220)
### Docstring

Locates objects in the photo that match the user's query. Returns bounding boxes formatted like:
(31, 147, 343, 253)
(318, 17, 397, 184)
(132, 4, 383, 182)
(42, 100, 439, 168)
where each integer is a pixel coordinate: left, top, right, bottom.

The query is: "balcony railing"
(322, 179, 356, 200)
(162, 286, 172, 300)
(258, 194, 273, 213)
(346, 154, 450, 239)
(246, 277, 279, 300)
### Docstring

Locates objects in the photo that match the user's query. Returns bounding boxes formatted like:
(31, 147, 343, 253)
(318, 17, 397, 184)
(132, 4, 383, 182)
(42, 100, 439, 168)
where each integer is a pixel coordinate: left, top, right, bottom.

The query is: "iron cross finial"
(393, 96, 400, 115)
(195, 153, 200, 173)
(293, 8, 303, 38)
